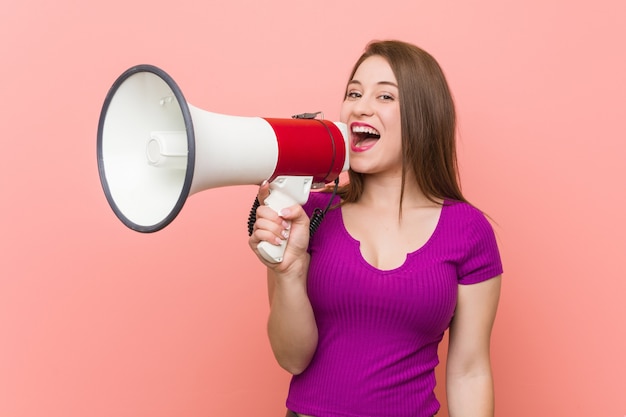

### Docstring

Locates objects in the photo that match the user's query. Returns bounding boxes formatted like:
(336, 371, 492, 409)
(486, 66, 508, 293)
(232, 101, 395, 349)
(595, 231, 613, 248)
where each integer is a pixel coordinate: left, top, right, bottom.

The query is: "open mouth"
(351, 124, 380, 150)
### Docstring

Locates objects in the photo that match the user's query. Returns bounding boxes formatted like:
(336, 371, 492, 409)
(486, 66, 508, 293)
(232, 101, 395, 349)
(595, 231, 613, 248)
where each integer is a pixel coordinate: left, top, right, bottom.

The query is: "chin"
(347, 160, 372, 175)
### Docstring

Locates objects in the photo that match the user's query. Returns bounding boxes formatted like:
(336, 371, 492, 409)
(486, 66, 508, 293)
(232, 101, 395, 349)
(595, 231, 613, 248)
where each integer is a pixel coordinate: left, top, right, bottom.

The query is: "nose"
(351, 95, 374, 117)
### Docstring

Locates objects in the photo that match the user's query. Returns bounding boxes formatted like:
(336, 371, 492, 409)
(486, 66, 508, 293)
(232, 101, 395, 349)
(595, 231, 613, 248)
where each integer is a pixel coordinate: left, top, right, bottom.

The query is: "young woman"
(249, 40, 503, 417)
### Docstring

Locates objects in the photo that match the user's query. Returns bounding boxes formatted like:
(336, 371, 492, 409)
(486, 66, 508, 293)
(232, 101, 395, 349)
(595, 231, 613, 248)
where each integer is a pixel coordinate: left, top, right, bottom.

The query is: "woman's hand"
(248, 181, 311, 273)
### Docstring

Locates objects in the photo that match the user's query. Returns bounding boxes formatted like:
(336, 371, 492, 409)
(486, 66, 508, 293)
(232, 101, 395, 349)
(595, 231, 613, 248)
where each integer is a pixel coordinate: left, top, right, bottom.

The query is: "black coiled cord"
(247, 178, 339, 239)
(247, 197, 261, 236)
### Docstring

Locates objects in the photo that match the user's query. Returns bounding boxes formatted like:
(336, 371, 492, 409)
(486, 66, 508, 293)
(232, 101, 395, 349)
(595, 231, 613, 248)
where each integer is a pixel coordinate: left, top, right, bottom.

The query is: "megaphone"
(97, 64, 349, 263)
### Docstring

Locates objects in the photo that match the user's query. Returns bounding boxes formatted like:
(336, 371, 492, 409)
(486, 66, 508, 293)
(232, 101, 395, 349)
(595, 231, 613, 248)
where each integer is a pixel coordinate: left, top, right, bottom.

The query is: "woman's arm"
(266, 261, 318, 375)
(446, 275, 502, 417)
(249, 193, 319, 375)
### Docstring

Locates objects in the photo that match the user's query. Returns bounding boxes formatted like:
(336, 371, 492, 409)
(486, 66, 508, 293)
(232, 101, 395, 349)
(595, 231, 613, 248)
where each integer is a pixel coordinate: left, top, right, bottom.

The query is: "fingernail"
(281, 229, 290, 239)
(282, 220, 291, 230)
(279, 208, 291, 217)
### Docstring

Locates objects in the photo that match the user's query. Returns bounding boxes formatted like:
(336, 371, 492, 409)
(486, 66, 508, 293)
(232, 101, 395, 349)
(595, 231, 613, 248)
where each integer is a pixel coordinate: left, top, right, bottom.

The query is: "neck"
(358, 174, 436, 210)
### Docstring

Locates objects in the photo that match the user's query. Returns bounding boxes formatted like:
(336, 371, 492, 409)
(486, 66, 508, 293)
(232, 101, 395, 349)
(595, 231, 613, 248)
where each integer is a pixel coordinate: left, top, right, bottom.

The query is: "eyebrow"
(347, 80, 399, 88)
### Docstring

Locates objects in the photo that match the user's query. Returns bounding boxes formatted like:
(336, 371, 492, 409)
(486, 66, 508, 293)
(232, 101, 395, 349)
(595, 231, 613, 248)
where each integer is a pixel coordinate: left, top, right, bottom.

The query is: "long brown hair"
(337, 40, 467, 208)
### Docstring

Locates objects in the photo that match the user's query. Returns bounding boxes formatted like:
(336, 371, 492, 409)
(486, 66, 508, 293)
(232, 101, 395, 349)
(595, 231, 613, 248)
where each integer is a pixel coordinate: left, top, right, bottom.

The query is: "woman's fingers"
(257, 180, 271, 205)
(250, 205, 289, 247)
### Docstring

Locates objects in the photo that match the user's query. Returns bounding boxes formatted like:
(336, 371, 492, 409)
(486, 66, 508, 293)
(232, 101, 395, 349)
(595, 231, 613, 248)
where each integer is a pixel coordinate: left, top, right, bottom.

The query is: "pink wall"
(1, 1, 624, 416)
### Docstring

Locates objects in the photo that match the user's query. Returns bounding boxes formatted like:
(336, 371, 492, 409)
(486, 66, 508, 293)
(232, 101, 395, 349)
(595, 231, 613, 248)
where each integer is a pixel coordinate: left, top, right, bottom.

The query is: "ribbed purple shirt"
(285, 192, 503, 417)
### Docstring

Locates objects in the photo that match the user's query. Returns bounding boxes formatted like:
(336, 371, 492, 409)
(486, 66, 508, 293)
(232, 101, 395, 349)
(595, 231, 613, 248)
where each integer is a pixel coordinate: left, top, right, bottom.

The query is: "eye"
(345, 90, 362, 100)
(378, 93, 395, 101)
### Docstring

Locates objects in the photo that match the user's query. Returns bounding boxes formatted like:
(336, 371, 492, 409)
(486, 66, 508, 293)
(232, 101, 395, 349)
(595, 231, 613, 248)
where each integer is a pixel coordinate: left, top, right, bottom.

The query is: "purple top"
(286, 192, 503, 417)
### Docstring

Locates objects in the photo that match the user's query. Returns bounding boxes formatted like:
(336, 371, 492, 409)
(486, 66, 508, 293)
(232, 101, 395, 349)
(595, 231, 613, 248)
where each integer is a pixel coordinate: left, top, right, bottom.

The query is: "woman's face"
(340, 55, 402, 178)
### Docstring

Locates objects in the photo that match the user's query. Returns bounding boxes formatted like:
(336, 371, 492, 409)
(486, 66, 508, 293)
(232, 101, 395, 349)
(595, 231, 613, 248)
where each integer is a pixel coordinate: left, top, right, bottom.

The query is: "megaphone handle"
(257, 176, 313, 263)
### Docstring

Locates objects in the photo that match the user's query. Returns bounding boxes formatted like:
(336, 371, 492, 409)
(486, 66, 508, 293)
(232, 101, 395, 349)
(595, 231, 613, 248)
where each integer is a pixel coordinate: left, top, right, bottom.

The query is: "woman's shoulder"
(443, 199, 486, 217)
(441, 200, 503, 283)
(442, 199, 495, 232)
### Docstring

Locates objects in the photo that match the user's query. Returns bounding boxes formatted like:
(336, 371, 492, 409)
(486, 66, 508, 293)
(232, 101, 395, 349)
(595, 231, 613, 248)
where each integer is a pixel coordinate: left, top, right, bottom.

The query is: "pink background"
(1, 1, 624, 416)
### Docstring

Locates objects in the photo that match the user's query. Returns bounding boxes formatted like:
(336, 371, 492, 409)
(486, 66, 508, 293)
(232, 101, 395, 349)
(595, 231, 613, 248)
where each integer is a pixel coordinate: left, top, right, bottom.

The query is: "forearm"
(267, 256, 318, 374)
(446, 371, 494, 417)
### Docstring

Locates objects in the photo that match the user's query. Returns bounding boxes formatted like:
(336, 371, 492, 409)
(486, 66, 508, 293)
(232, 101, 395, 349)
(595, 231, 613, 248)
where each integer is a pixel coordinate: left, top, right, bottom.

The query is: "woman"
(249, 40, 503, 417)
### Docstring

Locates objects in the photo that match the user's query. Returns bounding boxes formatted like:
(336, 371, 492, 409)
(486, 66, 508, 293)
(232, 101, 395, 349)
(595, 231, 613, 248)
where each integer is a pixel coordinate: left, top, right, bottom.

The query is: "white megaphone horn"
(97, 64, 349, 263)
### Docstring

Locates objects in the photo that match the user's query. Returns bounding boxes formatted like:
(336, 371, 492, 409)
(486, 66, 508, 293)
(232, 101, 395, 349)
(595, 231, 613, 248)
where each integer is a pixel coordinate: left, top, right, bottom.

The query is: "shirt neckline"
(336, 200, 448, 273)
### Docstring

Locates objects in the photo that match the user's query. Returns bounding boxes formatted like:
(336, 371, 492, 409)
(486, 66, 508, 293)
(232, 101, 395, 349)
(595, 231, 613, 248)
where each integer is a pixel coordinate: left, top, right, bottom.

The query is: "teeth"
(352, 125, 380, 136)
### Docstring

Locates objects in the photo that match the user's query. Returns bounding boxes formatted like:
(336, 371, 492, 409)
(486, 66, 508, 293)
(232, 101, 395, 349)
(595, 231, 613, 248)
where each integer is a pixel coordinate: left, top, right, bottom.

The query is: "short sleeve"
(457, 211, 503, 285)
